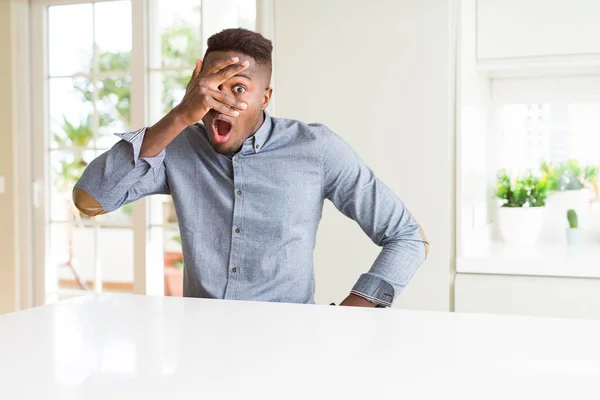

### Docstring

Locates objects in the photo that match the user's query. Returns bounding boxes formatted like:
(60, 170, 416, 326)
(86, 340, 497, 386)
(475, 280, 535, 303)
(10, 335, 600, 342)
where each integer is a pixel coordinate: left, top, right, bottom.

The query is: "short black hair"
(205, 28, 273, 74)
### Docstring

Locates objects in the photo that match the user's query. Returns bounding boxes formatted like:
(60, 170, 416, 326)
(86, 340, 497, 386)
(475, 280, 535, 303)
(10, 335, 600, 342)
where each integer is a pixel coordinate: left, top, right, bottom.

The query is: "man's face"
(201, 50, 272, 156)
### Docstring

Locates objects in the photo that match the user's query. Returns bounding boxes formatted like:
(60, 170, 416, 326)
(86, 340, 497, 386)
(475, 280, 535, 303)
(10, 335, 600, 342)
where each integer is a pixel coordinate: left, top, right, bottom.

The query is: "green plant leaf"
(496, 169, 548, 207)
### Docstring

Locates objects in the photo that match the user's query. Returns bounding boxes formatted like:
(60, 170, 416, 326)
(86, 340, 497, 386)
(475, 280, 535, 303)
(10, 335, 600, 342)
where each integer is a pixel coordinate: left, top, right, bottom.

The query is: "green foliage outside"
(496, 169, 548, 208)
(540, 159, 599, 191)
(584, 165, 600, 186)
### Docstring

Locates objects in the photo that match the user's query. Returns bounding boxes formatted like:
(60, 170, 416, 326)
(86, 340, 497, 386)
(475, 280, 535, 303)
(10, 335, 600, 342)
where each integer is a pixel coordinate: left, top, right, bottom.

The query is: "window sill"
(457, 240, 600, 279)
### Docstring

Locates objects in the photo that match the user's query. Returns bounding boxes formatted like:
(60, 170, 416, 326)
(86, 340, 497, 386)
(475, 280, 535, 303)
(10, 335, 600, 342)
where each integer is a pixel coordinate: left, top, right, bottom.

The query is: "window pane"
(94, 1, 132, 73)
(96, 76, 132, 149)
(149, 71, 189, 124)
(97, 227, 134, 293)
(498, 103, 600, 172)
(163, 228, 183, 296)
(149, 0, 201, 69)
(201, 0, 256, 42)
(496, 102, 600, 244)
(49, 4, 93, 76)
(51, 222, 79, 292)
(49, 78, 95, 149)
(54, 224, 134, 293)
(150, 195, 177, 226)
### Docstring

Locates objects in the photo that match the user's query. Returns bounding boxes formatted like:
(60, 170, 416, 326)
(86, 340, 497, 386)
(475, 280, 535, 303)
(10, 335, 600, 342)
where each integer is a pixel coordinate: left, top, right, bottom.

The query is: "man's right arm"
(73, 57, 249, 216)
(73, 126, 170, 216)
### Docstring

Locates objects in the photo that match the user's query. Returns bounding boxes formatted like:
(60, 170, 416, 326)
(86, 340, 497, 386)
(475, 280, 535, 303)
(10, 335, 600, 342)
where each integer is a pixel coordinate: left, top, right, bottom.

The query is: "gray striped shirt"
(74, 113, 427, 306)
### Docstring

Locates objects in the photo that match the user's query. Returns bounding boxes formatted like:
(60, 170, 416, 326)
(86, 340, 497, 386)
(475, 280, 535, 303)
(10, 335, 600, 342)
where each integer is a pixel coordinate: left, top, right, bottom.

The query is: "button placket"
(225, 155, 244, 298)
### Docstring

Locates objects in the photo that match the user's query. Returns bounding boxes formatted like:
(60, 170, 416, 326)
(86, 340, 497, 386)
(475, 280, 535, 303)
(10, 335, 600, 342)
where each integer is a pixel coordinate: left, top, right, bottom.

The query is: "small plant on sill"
(567, 209, 578, 229)
(565, 208, 582, 245)
(496, 169, 548, 208)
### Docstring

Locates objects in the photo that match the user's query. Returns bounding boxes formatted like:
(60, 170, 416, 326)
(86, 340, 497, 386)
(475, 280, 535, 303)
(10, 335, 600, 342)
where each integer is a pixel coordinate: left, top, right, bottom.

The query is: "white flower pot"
(565, 228, 582, 245)
(498, 207, 545, 245)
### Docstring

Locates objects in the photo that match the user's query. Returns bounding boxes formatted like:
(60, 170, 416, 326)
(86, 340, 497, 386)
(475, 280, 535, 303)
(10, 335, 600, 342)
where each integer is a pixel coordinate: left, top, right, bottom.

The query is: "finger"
(210, 60, 250, 85)
(208, 97, 241, 118)
(186, 59, 203, 92)
(203, 56, 240, 75)
(209, 89, 247, 111)
(192, 59, 202, 79)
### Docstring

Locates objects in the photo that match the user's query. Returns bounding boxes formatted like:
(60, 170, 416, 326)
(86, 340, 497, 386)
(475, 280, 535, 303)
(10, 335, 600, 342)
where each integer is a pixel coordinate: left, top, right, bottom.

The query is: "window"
(498, 102, 600, 174)
(31, 0, 257, 304)
(457, 76, 600, 277)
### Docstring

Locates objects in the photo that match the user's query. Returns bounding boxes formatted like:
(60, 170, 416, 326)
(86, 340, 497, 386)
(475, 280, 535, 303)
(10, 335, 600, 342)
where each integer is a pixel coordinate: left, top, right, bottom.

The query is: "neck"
(245, 111, 265, 140)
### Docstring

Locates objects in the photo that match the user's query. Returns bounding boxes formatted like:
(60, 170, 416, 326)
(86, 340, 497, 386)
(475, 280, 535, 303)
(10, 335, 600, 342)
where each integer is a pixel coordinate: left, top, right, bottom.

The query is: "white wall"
(477, 0, 600, 61)
(273, 0, 456, 310)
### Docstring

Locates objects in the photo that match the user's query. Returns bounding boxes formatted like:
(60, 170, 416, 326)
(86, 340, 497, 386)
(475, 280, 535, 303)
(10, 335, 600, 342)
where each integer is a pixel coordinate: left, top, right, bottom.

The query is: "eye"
(233, 85, 246, 94)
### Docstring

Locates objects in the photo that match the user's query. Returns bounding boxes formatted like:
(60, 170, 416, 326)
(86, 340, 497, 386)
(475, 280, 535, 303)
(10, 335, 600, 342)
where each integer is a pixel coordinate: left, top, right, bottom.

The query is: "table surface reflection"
(1, 293, 599, 399)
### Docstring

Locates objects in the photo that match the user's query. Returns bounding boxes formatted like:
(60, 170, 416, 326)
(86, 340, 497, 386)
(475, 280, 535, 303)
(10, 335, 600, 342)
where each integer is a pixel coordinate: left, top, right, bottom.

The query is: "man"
(74, 28, 429, 308)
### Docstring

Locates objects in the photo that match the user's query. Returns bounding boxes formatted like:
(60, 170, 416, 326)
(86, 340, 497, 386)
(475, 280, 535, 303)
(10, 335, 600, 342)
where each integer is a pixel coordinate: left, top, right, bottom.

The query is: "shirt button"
(231, 267, 237, 273)
(237, 190, 242, 196)
(233, 156, 240, 163)
(255, 144, 260, 149)
(235, 228, 241, 234)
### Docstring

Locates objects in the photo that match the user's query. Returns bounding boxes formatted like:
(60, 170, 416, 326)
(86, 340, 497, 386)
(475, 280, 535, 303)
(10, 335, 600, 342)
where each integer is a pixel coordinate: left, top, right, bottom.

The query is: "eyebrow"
(233, 73, 253, 81)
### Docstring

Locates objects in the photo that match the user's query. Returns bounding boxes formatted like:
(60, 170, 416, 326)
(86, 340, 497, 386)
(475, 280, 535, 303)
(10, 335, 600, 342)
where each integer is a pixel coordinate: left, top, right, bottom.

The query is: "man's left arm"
(320, 126, 429, 308)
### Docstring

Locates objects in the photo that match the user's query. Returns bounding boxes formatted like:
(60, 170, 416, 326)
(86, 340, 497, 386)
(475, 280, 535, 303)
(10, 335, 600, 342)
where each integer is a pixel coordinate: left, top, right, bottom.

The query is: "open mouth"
(211, 117, 233, 144)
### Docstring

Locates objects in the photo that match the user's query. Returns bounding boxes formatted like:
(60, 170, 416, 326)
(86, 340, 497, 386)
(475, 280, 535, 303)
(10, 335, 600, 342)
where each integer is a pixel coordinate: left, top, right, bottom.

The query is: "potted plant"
(542, 159, 591, 212)
(496, 169, 548, 245)
(164, 235, 184, 296)
(565, 209, 582, 245)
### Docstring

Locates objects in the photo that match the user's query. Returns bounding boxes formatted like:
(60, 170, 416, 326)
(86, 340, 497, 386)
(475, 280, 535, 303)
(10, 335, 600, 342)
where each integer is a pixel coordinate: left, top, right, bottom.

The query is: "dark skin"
(200, 51, 272, 156)
(140, 50, 374, 308)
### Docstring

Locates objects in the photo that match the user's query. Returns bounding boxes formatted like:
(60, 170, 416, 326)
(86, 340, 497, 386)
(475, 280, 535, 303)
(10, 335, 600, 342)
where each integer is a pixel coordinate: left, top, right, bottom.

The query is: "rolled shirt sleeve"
(73, 127, 169, 215)
(320, 125, 428, 307)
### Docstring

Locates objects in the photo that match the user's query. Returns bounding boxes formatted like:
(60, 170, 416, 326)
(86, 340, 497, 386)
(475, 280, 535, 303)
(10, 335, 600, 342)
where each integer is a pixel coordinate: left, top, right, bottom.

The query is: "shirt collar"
(245, 111, 272, 154)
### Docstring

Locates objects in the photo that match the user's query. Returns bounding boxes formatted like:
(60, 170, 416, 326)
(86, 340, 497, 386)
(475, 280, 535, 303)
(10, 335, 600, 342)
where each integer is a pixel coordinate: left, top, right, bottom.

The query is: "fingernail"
(233, 111, 240, 116)
(241, 102, 247, 109)
(241, 60, 250, 67)
(231, 57, 239, 62)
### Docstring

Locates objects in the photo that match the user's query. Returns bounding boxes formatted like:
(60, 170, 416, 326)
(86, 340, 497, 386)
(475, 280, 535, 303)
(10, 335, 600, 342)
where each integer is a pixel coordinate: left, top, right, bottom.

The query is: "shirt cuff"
(114, 127, 165, 173)
(351, 274, 395, 307)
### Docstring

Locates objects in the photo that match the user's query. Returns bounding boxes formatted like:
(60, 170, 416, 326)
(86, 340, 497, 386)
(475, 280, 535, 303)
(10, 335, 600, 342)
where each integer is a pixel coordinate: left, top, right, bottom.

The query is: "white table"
(1, 294, 599, 399)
